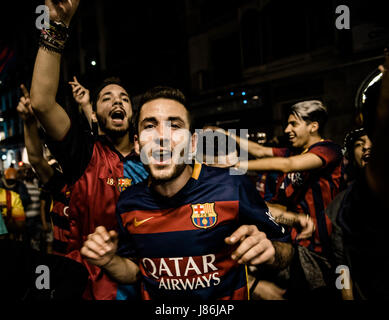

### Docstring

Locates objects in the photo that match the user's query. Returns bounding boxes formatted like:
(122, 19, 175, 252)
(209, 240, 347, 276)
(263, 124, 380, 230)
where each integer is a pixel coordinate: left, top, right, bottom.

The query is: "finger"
(84, 239, 107, 256)
(236, 241, 267, 264)
(249, 243, 275, 266)
(95, 226, 110, 242)
(231, 233, 266, 261)
(20, 84, 30, 99)
(73, 86, 81, 94)
(73, 76, 78, 83)
(88, 232, 108, 248)
(80, 246, 101, 260)
(109, 230, 118, 242)
(225, 225, 257, 245)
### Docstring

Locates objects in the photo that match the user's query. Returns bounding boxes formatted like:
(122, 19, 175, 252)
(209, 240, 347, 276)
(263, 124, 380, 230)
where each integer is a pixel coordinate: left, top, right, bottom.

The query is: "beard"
(148, 162, 188, 184)
(96, 113, 130, 139)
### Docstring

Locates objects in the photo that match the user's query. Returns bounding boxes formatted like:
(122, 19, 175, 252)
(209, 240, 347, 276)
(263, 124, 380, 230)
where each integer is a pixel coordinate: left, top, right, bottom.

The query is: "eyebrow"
(100, 91, 129, 98)
(140, 116, 186, 126)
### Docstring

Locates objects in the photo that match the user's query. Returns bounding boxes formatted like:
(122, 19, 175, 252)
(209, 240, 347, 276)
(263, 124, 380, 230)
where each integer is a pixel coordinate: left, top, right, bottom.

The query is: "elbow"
(30, 90, 55, 114)
(280, 159, 292, 173)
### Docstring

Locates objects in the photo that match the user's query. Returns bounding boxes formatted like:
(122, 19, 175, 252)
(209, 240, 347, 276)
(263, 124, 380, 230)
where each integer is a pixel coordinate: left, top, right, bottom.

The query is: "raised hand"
(69, 76, 90, 107)
(45, 0, 80, 26)
(17, 84, 35, 122)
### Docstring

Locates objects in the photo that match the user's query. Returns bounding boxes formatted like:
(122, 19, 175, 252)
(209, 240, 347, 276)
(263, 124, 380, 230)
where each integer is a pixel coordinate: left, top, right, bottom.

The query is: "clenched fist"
(45, 0, 80, 26)
(81, 226, 119, 268)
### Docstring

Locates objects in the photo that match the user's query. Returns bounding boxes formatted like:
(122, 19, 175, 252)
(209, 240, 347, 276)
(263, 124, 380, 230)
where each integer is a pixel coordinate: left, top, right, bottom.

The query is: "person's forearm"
(229, 132, 273, 158)
(238, 157, 290, 173)
(23, 120, 54, 185)
(81, 103, 93, 128)
(30, 48, 61, 113)
(102, 255, 140, 284)
(267, 203, 300, 228)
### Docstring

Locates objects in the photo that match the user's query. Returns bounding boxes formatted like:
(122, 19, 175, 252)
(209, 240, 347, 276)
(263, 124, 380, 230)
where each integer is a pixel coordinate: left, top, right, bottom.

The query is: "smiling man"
(234, 101, 343, 255)
(81, 86, 293, 300)
(29, 0, 148, 299)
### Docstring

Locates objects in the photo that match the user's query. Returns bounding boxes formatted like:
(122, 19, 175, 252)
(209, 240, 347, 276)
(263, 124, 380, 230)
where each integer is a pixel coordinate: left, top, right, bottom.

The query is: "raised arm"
(69, 76, 95, 129)
(17, 85, 53, 185)
(30, 0, 80, 141)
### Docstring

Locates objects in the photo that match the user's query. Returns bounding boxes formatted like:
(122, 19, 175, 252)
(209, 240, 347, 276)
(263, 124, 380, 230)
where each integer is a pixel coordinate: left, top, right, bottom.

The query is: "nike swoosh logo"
(133, 217, 154, 227)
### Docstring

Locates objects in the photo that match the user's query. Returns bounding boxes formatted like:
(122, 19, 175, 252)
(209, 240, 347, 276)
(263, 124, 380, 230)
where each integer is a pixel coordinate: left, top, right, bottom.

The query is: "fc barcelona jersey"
(116, 163, 287, 300)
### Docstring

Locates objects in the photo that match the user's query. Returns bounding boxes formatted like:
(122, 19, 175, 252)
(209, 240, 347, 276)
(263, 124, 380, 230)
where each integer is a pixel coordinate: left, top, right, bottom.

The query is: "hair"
(90, 77, 130, 112)
(343, 127, 367, 161)
(134, 86, 192, 133)
(290, 100, 328, 135)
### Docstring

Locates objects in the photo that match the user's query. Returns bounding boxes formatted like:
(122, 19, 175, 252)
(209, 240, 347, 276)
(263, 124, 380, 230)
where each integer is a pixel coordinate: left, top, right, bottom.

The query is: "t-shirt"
(40, 168, 70, 256)
(273, 140, 343, 255)
(24, 179, 41, 218)
(0, 188, 25, 222)
(47, 121, 148, 300)
(117, 163, 288, 300)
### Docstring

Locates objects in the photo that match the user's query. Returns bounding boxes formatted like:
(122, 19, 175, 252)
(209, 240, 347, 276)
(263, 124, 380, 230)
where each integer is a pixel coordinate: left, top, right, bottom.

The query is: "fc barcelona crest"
(117, 178, 132, 192)
(191, 203, 218, 229)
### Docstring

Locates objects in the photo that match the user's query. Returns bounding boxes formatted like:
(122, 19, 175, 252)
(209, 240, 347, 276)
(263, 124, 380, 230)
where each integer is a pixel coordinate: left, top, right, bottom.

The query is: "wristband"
(39, 20, 69, 54)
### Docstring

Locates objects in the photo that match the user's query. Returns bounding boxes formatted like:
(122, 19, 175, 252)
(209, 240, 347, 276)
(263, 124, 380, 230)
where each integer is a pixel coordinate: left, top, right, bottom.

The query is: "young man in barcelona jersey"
(81, 86, 293, 300)
(229, 101, 343, 298)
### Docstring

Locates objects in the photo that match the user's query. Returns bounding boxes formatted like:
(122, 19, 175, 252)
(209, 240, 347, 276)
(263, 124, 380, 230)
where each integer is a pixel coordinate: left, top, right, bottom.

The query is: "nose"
(112, 94, 123, 106)
(154, 122, 172, 147)
(363, 140, 372, 152)
(284, 125, 291, 134)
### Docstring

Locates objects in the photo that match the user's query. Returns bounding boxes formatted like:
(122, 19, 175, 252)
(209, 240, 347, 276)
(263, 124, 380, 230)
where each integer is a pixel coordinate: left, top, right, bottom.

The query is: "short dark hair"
(134, 86, 192, 133)
(91, 77, 130, 112)
(290, 100, 328, 135)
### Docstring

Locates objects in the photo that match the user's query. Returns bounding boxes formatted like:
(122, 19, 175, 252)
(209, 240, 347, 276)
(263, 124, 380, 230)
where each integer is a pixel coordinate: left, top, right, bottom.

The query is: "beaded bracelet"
(39, 20, 69, 54)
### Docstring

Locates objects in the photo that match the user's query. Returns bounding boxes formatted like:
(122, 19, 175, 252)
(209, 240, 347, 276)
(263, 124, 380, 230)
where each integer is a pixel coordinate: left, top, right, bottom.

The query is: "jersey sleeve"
(238, 176, 289, 242)
(272, 147, 290, 158)
(45, 116, 95, 186)
(308, 142, 342, 169)
(11, 191, 26, 222)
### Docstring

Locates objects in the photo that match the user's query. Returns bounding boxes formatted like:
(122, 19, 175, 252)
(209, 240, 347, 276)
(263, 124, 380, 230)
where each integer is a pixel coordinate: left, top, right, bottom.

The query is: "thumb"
(109, 230, 118, 242)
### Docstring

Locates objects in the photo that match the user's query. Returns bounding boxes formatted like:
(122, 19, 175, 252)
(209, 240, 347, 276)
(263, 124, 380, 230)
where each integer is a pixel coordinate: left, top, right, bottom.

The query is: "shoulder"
(309, 140, 342, 153)
(308, 140, 343, 164)
(117, 181, 150, 213)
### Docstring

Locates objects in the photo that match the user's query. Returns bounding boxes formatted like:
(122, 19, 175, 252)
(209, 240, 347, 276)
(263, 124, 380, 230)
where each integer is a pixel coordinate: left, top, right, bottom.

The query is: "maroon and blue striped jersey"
(116, 163, 288, 300)
(272, 140, 343, 255)
(47, 122, 148, 300)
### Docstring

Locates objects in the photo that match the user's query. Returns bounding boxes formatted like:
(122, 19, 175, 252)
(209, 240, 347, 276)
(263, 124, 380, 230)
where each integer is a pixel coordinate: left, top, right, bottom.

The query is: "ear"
(134, 134, 140, 155)
(310, 121, 319, 135)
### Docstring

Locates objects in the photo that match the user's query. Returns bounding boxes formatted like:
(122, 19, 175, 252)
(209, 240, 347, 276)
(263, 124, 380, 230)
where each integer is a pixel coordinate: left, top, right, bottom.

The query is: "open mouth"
(362, 153, 371, 163)
(110, 109, 126, 123)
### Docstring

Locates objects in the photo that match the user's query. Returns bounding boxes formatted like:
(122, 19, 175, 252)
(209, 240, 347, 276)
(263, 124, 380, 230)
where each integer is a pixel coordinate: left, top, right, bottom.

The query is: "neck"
(303, 135, 322, 150)
(153, 165, 193, 198)
(108, 134, 133, 157)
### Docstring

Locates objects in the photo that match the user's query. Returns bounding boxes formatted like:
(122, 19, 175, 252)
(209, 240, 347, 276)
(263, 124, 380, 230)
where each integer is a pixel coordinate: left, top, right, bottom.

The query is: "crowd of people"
(1, 0, 389, 301)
